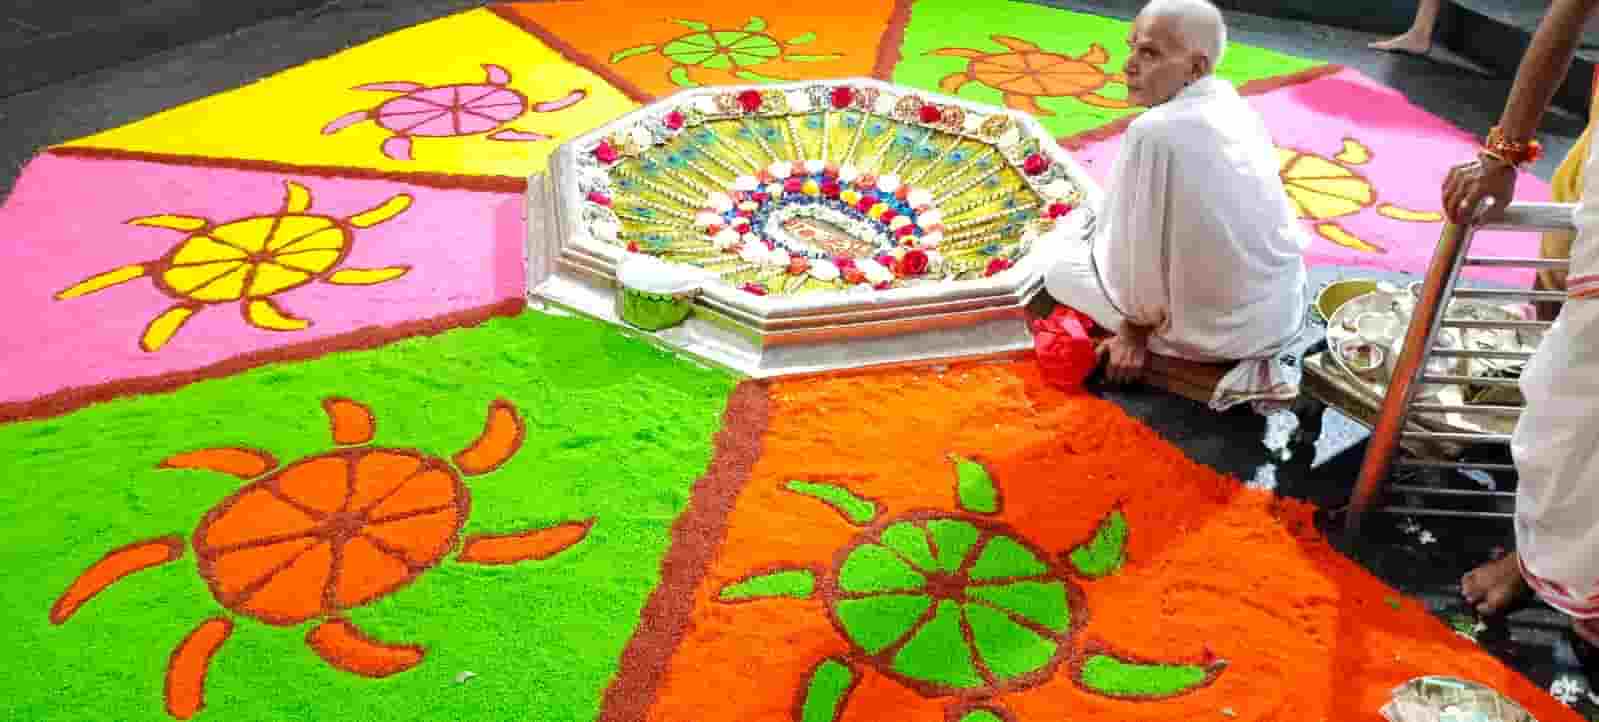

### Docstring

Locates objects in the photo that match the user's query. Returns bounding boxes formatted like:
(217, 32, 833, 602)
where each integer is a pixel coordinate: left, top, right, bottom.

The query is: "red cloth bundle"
(1031, 306, 1101, 389)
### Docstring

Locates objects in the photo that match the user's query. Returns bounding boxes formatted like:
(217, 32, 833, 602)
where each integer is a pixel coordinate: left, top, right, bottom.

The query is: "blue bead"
(843, 115, 861, 128)
(867, 123, 886, 137)
(981, 243, 1002, 256)
(805, 116, 824, 129)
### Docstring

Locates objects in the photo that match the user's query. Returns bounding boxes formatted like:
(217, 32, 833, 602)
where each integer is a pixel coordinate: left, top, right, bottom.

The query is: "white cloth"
(1045, 75, 1310, 410)
(1512, 134, 1599, 618)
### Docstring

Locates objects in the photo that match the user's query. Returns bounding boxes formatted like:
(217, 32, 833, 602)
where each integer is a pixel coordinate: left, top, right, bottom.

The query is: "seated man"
(1046, 0, 1309, 395)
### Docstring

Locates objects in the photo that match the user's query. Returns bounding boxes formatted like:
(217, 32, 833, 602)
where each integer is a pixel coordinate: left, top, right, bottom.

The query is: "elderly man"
(1045, 0, 1309, 400)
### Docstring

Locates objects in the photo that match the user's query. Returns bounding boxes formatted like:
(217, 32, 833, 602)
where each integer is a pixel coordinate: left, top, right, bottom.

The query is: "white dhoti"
(1513, 178, 1599, 617)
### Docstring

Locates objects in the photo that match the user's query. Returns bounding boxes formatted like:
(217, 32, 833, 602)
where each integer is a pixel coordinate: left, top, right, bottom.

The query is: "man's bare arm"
(1496, 0, 1599, 143)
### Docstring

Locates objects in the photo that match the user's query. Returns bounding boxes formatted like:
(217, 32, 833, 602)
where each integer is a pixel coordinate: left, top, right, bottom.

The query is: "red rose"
(879, 209, 898, 224)
(1047, 201, 1074, 218)
(783, 177, 804, 194)
(897, 249, 930, 276)
(737, 90, 763, 113)
(820, 179, 842, 197)
(787, 255, 810, 275)
(856, 174, 878, 190)
(790, 161, 807, 177)
(627, 242, 640, 253)
(586, 191, 611, 207)
(664, 110, 685, 130)
(593, 140, 619, 164)
(857, 196, 877, 213)
(875, 254, 895, 268)
(830, 86, 855, 109)
(753, 192, 771, 204)
(842, 268, 867, 284)
(895, 225, 916, 238)
(986, 257, 1013, 276)
(918, 104, 942, 124)
(740, 283, 769, 296)
(733, 219, 751, 233)
(1023, 153, 1049, 176)
(823, 164, 840, 178)
(833, 256, 857, 270)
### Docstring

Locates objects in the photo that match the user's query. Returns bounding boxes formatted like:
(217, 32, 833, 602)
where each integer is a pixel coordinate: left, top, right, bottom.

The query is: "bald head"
(1138, 0, 1227, 71)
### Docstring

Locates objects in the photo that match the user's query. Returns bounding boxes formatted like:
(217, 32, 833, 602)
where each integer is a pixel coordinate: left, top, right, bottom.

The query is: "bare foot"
(1369, 33, 1431, 55)
(1461, 552, 1530, 616)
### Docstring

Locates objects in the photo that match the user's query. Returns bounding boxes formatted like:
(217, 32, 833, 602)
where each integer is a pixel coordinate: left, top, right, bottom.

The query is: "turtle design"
(929, 36, 1131, 116)
(55, 181, 412, 352)
(48, 397, 593, 719)
(321, 63, 586, 161)
(1277, 137, 1444, 254)
(609, 17, 841, 87)
(717, 457, 1224, 722)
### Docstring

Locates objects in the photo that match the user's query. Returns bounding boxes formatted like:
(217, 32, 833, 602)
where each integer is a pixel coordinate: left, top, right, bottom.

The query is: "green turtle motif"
(610, 17, 842, 87)
(717, 456, 1226, 721)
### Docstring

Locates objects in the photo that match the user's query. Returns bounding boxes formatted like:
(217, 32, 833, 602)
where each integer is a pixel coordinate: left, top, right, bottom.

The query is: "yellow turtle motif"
(56, 181, 412, 352)
(1277, 138, 1443, 254)
(929, 36, 1131, 116)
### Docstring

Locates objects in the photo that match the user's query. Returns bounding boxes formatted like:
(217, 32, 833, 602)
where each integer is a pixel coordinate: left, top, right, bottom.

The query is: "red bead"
(790, 161, 807, 177)
(627, 242, 640, 253)
(918, 104, 942, 124)
(820, 179, 842, 197)
(1023, 153, 1050, 176)
(753, 192, 771, 204)
(783, 177, 804, 194)
(856, 196, 876, 212)
(986, 258, 1013, 276)
(823, 164, 840, 178)
(737, 90, 763, 113)
(895, 225, 916, 237)
(879, 209, 898, 224)
(586, 192, 611, 207)
(740, 283, 769, 296)
(830, 86, 854, 110)
(1047, 201, 1074, 218)
(895, 186, 910, 201)
(705, 224, 723, 235)
(593, 141, 619, 164)
(664, 110, 685, 130)
(876, 254, 895, 268)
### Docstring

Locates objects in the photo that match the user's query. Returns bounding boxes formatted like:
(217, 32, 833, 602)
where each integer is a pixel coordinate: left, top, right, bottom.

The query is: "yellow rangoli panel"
(58, 9, 638, 180)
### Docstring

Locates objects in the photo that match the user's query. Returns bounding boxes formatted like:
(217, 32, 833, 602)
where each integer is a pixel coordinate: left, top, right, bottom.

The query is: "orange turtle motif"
(929, 36, 1131, 116)
(49, 397, 593, 720)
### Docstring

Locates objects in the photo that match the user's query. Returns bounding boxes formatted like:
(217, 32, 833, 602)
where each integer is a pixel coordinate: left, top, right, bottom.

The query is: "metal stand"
(1345, 202, 1573, 531)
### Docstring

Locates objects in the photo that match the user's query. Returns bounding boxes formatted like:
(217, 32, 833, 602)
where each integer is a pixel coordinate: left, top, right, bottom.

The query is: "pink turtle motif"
(321, 63, 586, 161)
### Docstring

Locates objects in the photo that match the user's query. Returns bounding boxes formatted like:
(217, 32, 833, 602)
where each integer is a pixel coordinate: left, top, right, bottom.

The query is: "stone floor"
(2, 0, 1593, 708)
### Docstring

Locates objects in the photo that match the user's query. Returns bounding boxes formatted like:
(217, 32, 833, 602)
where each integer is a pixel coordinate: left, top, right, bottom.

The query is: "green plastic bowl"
(618, 287, 694, 331)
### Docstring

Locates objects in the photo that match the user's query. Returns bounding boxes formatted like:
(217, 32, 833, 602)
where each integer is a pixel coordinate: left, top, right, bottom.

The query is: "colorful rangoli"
(0, 2, 1576, 721)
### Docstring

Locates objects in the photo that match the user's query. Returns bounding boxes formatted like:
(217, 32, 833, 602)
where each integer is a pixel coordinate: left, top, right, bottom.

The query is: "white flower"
(765, 183, 784, 198)
(764, 245, 790, 266)
(1418, 530, 1437, 545)
(695, 211, 722, 227)
(808, 259, 840, 282)
(1043, 179, 1075, 199)
(628, 125, 654, 149)
(889, 216, 912, 231)
(739, 243, 769, 265)
(711, 228, 740, 249)
(804, 159, 825, 175)
(1550, 675, 1583, 705)
(839, 164, 860, 184)
(768, 161, 793, 179)
(876, 174, 901, 195)
(907, 188, 933, 208)
(733, 175, 759, 192)
(856, 258, 893, 284)
(920, 230, 944, 247)
(706, 192, 734, 213)
(918, 209, 943, 227)
(1399, 517, 1421, 534)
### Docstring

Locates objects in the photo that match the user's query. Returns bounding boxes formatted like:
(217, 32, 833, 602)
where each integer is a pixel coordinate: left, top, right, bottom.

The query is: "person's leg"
(1370, 0, 1441, 55)
(1043, 242, 1126, 333)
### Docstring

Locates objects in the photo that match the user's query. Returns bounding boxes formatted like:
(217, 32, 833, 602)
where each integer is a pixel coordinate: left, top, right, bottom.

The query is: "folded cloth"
(1032, 306, 1100, 390)
(1209, 302, 1312, 414)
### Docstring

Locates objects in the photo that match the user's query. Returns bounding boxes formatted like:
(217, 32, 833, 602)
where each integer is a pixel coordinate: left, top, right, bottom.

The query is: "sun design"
(929, 36, 1130, 116)
(54, 181, 412, 352)
(609, 17, 841, 88)
(716, 456, 1225, 722)
(1277, 137, 1444, 254)
(48, 397, 594, 719)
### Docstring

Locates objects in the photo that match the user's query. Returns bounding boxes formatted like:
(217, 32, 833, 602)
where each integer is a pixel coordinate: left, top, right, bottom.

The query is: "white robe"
(1046, 76, 1309, 409)
(1512, 132, 1599, 618)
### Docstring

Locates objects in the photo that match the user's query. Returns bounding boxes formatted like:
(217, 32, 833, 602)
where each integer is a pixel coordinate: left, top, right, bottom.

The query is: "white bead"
(877, 174, 901, 194)
(907, 188, 933, 208)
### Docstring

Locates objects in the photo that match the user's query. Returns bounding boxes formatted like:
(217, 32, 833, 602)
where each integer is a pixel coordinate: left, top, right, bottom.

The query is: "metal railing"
(1345, 202, 1574, 531)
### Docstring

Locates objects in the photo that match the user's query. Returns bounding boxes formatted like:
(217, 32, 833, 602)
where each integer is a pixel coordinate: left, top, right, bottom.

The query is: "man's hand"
(1098, 325, 1152, 384)
(1443, 154, 1517, 224)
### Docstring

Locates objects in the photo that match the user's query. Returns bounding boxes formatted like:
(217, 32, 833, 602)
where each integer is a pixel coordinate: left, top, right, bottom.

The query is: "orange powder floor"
(639, 361, 1578, 722)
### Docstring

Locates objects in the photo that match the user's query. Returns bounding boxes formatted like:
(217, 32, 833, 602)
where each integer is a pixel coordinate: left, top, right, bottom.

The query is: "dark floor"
(2, 0, 1591, 706)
